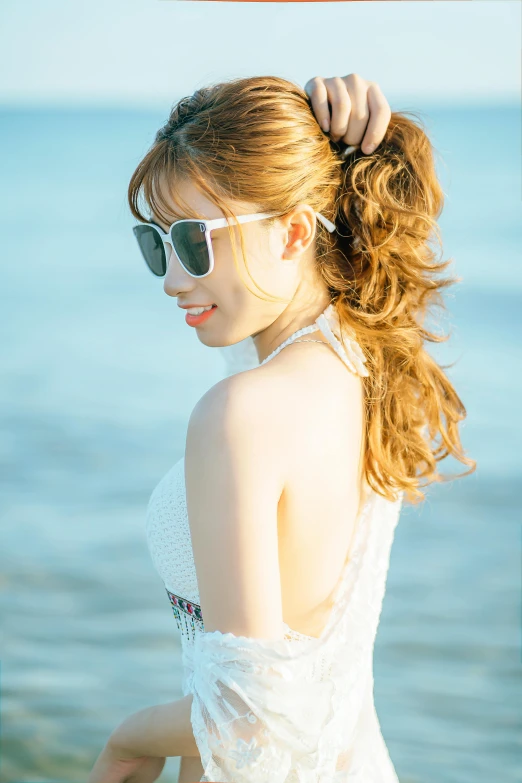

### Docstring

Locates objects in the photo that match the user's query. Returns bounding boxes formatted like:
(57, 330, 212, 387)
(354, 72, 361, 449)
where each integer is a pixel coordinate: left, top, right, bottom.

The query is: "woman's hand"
(304, 73, 391, 154)
(87, 741, 166, 783)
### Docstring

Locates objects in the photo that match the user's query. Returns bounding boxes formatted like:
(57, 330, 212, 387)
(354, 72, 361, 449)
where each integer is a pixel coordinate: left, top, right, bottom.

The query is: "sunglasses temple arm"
(316, 213, 336, 233)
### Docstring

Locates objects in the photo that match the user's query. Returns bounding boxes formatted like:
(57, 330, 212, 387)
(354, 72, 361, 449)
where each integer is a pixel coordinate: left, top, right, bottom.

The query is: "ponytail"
(320, 112, 476, 503)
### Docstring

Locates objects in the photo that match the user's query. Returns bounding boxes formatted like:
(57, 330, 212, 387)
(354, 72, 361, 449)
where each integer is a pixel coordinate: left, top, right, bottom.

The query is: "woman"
(88, 73, 475, 783)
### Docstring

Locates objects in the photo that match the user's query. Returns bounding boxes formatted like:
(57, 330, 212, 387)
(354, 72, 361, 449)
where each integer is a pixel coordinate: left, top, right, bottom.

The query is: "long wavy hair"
(128, 75, 476, 504)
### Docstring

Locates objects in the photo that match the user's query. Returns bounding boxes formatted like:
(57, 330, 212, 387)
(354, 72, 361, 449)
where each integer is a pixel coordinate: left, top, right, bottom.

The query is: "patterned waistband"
(165, 587, 204, 638)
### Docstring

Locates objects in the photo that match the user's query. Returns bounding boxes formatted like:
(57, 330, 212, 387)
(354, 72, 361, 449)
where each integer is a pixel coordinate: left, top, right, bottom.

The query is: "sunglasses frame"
(133, 210, 337, 279)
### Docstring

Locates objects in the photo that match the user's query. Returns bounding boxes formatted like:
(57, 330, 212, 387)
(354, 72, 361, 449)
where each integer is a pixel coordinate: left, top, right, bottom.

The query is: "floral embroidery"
(228, 737, 263, 769)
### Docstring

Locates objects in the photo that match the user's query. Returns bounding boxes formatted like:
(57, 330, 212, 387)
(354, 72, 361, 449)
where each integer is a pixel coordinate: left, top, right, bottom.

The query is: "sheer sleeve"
(181, 631, 356, 783)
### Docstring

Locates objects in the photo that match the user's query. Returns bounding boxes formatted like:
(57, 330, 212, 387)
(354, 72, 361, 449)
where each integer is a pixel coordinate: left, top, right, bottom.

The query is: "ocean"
(0, 103, 520, 783)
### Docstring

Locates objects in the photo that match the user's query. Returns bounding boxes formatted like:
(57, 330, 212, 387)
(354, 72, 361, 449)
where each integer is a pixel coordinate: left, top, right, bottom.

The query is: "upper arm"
(185, 374, 287, 641)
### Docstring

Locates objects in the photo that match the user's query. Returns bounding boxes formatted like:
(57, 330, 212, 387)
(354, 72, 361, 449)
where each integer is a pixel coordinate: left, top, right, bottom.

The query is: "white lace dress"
(145, 304, 403, 782)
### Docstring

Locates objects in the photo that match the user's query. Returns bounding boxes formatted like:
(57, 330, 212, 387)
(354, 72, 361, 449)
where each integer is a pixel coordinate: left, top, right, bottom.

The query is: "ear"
(279, 204, 317, 261)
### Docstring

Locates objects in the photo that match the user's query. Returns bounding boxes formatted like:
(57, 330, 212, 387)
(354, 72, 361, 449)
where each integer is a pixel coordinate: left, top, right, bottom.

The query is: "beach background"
(0, 2, 520, 782)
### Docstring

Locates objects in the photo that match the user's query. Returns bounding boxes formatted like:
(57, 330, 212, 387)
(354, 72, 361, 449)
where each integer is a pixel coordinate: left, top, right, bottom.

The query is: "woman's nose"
(163, 243, 194, 298)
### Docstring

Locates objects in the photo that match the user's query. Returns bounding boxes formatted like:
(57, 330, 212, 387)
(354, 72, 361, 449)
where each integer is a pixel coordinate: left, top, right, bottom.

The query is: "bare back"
(254, 336, 367, 639)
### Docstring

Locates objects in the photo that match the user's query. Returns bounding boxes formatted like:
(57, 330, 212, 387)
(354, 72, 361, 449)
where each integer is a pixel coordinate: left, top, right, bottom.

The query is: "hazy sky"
(0, 0, 519, 107)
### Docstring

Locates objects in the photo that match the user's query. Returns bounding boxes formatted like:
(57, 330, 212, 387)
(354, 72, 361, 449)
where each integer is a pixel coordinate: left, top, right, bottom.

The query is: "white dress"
(145, 303, 403, 783)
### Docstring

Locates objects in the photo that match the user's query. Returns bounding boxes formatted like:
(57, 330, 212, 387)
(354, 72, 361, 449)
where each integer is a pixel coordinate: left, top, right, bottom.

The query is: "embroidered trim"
(166, 588, 204, 638)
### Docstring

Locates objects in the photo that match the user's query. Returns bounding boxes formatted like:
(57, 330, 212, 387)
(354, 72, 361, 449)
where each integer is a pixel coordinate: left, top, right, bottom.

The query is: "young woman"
(88, 73, 475, 783)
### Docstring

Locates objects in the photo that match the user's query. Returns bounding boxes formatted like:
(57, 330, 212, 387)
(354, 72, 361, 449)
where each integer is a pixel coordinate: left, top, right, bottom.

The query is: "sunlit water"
(1, 104, 520, 783)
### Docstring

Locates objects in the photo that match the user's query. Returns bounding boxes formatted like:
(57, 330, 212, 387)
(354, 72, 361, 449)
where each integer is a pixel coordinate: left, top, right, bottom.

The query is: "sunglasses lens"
(133, 225, 166, 276)
(171, 222, 211, 276)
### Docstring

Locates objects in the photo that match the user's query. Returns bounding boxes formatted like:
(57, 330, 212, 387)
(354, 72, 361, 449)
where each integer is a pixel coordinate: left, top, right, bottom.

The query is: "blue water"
(0, 104, 520, 783)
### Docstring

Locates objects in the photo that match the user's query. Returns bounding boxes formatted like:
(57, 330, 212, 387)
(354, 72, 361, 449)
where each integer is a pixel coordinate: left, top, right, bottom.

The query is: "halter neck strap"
(260, 304, 369, 377)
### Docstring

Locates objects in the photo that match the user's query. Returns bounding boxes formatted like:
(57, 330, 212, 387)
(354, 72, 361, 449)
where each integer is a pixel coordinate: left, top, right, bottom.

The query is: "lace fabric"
(145, 301, 403, 781)
(181, 491, 402, 782)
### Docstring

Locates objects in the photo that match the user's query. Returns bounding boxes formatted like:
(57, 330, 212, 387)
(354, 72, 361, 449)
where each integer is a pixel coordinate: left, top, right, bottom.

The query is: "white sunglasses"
(132, 210, 337, 278)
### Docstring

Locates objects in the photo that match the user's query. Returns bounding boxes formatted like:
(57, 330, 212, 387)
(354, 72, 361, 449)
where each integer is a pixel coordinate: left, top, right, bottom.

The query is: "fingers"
(360, 82, 392, 154)
(339, 73, 369, 147)
(305, 73, 391, 155)
(304, 77, 331, 133)
(323, 77, 352, 142)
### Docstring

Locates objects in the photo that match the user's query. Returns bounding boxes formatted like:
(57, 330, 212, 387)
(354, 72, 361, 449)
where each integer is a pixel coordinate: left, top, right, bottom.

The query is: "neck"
(252, 290, 332, 365)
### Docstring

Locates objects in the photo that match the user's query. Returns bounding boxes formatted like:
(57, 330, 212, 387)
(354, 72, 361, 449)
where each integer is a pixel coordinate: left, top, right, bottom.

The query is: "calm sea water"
(0, 104, 520, 783)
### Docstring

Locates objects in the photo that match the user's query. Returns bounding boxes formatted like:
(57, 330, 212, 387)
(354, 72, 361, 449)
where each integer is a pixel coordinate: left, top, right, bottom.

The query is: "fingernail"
(321, 120, 330, 133)
(365, 143, 376, 154)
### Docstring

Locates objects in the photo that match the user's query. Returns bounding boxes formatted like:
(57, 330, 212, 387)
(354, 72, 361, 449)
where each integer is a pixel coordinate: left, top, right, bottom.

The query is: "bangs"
(128, 145, 193, 226)
(128, 140, 241, 228)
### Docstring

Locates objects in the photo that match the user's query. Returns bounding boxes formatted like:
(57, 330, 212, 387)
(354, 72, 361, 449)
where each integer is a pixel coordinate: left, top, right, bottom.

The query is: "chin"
(197, 328, 254, 348)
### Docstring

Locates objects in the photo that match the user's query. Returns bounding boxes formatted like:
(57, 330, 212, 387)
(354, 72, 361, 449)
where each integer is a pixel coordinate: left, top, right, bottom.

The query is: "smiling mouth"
(184, 306, 218, 325)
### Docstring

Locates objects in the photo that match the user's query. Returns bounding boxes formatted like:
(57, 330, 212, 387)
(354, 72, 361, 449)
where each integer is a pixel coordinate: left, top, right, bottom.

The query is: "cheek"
(212, 239, 239, 277)
(247, 241, 297, 300)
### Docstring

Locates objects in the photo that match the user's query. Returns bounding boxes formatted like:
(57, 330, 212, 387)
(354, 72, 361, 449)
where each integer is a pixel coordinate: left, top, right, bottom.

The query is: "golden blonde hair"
(128, 75, 476, 504)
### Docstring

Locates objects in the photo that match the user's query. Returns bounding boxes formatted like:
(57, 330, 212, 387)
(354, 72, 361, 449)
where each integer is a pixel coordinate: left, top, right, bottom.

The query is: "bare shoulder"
(186, 368, 289, 496)
(188, 365, 285, 439)
(186, 340, 363, 491)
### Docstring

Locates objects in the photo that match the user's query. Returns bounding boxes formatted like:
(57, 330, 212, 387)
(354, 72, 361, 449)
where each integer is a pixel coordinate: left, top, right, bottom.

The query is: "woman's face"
(154, 177, 324, 351)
